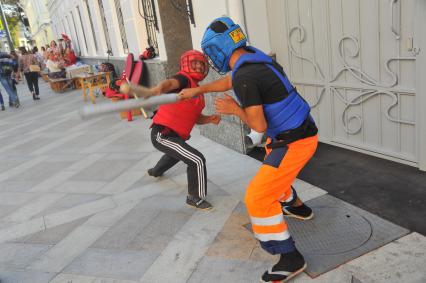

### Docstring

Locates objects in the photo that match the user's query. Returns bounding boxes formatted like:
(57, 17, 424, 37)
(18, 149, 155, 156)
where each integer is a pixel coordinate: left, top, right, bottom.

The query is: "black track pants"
(150, 125, 207, 199)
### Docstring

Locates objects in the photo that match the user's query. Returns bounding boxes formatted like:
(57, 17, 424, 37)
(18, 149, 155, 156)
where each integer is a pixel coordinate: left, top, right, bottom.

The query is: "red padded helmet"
(180, 50, 209, 81)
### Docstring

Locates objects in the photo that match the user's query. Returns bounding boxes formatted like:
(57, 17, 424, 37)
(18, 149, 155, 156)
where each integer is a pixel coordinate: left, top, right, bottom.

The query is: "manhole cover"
(242, 195, 409, 277)
(287, 206, 373, 255)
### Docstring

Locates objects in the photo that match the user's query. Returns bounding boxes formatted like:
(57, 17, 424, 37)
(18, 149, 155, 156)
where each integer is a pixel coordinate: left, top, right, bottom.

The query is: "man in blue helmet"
(180, 17, 319, 282)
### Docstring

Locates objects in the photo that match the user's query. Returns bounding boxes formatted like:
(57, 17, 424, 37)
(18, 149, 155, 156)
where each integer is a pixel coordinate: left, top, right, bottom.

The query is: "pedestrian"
(0, 90, 5, 111)
(18, 46, 42, 100)
(10, 51, 20, 90)
(148, 50, 221, 210)
(179, 17, 318, 282)
(32, 46, 45, 69)
(40, 46, 46, 58)
(0, 52, 20, 108)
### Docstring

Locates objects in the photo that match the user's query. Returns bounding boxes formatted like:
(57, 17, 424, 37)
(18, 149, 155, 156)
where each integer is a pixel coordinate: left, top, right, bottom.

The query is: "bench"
(48, 77, 76, 93)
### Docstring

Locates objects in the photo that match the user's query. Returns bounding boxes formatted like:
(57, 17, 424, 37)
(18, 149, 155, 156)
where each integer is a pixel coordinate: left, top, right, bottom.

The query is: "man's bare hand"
(214, 94, 240, 115)
(208, 114, 221, 125)
(150, 86, 162, 96)
(179, 87, 200, 100)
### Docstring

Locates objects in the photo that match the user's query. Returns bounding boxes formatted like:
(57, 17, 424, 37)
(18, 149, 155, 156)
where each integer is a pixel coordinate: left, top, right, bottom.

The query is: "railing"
(97, 0, 113, 56)
(139, 0, 159, 55)
(113, 0, 129, 53)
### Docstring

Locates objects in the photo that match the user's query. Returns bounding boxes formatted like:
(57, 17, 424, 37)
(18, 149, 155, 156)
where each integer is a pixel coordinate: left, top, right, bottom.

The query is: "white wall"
(190, 0, 228, 51)
(243, 0, 271, 53)
(48, 0, 151, 59)
(124, 0, 149, 56)
(189, 0, 271, 53)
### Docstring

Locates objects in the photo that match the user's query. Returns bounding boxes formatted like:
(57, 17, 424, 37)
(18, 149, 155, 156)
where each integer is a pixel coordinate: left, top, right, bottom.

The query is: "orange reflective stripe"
(252, 222, 287, 234)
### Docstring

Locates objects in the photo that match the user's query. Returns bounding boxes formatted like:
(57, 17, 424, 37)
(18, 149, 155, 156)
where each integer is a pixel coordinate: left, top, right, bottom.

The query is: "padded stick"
(79, 93, 178, 119)
(122, 80, 149, 119)
(119, 82, 155, 98)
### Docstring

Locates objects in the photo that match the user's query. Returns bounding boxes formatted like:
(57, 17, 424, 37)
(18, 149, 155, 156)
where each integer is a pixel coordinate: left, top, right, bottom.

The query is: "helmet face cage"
(180, 50, 209, 81)
(203, 44, 229, 75)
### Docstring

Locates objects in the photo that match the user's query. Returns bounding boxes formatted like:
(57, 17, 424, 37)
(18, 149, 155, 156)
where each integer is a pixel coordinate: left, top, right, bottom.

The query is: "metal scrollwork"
(287, 25, 415, 134)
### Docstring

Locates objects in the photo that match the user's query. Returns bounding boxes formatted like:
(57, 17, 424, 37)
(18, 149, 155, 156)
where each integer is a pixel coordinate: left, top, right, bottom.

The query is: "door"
(266, 0, 422, 168)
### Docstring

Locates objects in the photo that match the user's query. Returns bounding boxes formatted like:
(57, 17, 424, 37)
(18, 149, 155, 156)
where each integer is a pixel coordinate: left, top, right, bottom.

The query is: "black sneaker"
(147, 168, 162, 177)
(282, 203, 314, 220)
(1, 105, 4, 111)
(10, 101, 20, 108)
(261, 249, 307, 282)
(186, 196, 212, 210)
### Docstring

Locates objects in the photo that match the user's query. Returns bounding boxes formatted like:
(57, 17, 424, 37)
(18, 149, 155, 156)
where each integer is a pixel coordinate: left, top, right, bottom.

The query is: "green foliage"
(2, 0, 20, 5)
(5, 14, 19, 48)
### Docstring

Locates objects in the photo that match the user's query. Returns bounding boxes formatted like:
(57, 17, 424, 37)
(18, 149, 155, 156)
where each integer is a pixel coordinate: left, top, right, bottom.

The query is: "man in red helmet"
(147, 50, 221, 210)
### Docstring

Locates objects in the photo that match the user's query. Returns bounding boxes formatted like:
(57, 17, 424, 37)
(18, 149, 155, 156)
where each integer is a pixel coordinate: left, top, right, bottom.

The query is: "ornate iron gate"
(267, 0, 419, 167)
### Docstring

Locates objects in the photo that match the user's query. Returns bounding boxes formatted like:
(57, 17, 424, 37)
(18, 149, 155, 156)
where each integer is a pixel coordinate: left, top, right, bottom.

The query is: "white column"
(415, 0, 426, 171)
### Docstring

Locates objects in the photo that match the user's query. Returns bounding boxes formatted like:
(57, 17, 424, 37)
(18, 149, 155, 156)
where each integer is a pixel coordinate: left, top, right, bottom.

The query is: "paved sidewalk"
(0, 81, 425, 283)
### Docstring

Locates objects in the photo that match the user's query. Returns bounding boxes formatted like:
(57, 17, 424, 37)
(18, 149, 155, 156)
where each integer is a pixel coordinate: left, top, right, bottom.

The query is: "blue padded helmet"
(201, 16, 247, 74)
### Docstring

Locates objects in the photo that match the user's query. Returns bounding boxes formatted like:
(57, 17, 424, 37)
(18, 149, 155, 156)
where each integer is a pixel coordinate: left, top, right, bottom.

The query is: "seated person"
(46, 52, 66, 79)
(64, 47, 77, 67)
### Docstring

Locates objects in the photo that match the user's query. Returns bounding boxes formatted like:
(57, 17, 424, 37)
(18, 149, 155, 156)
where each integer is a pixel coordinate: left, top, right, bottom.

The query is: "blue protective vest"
(232, 47, 311, 138)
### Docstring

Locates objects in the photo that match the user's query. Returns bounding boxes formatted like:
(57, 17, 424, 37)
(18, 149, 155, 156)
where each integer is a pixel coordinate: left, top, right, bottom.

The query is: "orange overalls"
(244, 135, 318, 254)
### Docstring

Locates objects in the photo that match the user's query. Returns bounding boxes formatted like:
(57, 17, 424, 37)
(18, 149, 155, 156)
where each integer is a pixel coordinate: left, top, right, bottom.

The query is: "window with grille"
(70, 12, 82, 55)
(61, 20, 66, 35)
(113, 0, 129, 53)
(139, 0, 159, 55)
(97, 0, 113, 56)
(76, 6, 88, 54)
(83, 0, 98, 52)
(66, 15, 80, 54)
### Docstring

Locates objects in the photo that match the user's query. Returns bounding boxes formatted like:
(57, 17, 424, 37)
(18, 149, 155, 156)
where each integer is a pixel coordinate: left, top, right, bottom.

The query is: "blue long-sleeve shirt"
(0, 52, 17, 78)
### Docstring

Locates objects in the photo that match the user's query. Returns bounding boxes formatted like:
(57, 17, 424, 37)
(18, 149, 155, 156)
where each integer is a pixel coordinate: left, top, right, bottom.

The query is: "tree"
(5, 13, 19, 47)
(2, 0, 20, 5)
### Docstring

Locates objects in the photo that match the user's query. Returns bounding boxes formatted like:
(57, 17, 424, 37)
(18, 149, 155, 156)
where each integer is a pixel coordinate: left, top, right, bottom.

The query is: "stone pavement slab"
(69, 159, 139, 182)
(140, 196, 240, 283)
(3, 193, 65, 222)
(50, 273, 139, 283)
(28, 225, 109, 273)
(12, 218, 89, 245)
(91, 209, 160, 251)
(6, 160, 73, 182)
(63, 248, 159, 281)
(128, 210, 194, 251)
(0, 243, 51, 269)
(0, 181, 37, 193)
(343, 232, 426, 283)
(51, 181, 108, 194)
(0, 270, 56, 283)
(187, 257, 268, 283)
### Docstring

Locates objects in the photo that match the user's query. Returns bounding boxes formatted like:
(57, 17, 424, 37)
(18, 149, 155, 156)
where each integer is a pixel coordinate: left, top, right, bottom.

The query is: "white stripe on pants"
(151, 127, 206, 199)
